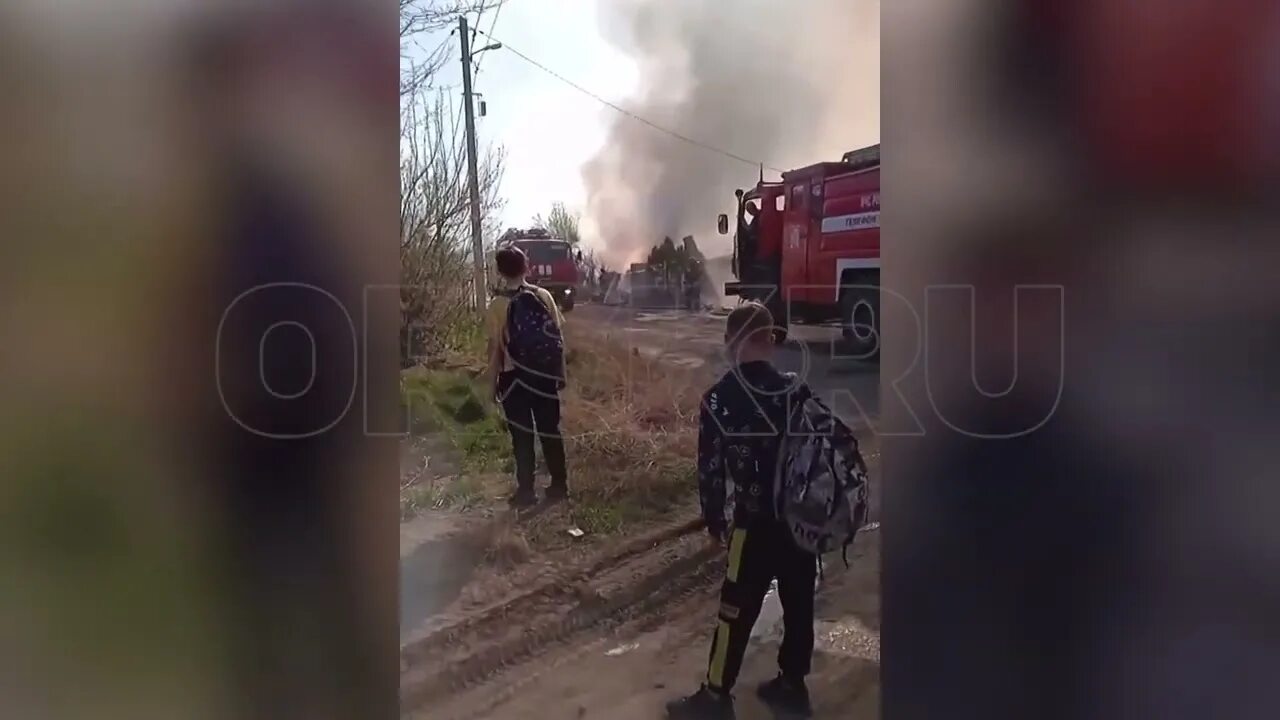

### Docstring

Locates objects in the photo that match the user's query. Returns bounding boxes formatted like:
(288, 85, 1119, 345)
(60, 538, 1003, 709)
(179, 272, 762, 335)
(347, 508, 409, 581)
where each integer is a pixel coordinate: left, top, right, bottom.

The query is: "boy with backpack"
(666, 302, 869, 720)
(487, 246, 569, 507)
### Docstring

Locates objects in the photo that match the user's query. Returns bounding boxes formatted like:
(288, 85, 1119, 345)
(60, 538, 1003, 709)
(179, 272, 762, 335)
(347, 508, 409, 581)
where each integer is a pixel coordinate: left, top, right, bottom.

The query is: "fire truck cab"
(720, 144, 880, 356)
(493, 227, 583, 311)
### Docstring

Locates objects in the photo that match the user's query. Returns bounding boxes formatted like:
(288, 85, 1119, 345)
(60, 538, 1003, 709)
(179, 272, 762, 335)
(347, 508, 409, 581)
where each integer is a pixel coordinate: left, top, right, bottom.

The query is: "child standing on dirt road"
(667, 302, 817, 720)
(486, 245, 569, 508)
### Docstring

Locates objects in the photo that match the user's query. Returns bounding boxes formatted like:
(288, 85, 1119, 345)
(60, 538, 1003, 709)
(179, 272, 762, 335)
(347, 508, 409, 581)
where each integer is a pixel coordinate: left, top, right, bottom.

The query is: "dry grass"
(561, 325, 704, 483)
(400, 321, 714, 553)
(510, 323, 710, 545)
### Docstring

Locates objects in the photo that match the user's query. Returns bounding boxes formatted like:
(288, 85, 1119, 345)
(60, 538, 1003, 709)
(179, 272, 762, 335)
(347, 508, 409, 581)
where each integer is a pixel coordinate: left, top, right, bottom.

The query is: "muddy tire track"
(402, 515, 703, 665)
(416, 555, 726, 720)
(400, 526, 724, 718)
(420, 526, 884, 720)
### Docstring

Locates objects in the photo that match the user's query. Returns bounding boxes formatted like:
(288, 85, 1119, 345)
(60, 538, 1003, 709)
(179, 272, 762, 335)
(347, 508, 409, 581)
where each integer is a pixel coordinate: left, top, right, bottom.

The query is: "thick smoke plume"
(581, 0, 879, 270)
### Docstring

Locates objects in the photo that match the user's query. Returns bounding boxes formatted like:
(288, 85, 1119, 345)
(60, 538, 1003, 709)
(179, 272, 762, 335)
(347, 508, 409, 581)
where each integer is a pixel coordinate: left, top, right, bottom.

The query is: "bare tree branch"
(399, 76, 506, 366)
(399, 0, 505, 98)
(534, 202, 582, 245)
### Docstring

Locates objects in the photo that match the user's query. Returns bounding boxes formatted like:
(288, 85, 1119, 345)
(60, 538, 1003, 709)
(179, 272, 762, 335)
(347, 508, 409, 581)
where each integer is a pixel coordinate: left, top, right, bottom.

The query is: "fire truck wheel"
(841, 290, 880, 361)
(561, 294, 575, 312)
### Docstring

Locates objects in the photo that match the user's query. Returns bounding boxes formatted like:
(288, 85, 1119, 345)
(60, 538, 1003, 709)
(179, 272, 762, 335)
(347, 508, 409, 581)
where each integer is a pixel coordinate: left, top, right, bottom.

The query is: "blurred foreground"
(1, 2, 397, 719)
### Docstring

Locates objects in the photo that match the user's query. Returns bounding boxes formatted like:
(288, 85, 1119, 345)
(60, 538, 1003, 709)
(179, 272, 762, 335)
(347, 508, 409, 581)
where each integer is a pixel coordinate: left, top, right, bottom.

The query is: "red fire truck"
(719, 144, 880, 356)
(493, 227, 583, 311)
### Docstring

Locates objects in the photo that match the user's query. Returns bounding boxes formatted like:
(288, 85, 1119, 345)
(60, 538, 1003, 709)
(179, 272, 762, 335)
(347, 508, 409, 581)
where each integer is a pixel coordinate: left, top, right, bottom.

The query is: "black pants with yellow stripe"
(705, 520, 818, 693)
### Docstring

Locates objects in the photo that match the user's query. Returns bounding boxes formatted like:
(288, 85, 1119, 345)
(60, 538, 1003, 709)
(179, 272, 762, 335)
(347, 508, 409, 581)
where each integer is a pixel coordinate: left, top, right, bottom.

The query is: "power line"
(473, 0, 506, 78)
(476, 28, 783, 174)
(485, 2, 505, 43)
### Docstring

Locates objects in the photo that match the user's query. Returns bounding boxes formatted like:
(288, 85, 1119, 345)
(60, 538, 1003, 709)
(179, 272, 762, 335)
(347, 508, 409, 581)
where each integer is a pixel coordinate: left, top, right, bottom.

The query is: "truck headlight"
(565, 288, 573, 295)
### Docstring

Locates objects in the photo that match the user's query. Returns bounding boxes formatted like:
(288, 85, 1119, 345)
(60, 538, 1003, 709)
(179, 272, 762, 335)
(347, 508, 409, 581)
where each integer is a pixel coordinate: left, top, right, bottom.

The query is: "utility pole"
(459, 15, 486, 312)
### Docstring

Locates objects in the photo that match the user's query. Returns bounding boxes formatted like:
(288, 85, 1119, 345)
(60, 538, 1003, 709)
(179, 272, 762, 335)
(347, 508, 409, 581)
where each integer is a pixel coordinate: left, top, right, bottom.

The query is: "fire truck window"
(776, 195, 786, 212)
(522, 242, 569, 263)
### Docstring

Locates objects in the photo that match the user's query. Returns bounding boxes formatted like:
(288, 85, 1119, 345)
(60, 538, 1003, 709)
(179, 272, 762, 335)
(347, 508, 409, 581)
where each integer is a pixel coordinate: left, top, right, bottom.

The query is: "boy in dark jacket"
(667, 302, 817, 720)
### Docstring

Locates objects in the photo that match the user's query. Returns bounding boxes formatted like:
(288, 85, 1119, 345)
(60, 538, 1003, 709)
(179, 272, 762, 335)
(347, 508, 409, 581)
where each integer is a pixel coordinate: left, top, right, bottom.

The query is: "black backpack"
(502, 285, 566, 390)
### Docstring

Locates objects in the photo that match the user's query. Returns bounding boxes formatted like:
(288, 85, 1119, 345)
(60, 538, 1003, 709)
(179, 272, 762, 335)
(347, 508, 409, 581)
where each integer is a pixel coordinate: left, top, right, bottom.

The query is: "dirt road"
(401, 497, 880, 720)
(400, 303, 881, 719)
(571, 304, 881, 428)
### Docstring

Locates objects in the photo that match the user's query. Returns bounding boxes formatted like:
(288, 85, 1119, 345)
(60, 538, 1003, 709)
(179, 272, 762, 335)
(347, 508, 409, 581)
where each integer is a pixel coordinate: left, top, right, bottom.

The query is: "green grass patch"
(520, 460, 697, 545)
(453, 414, 509, 473)
(400, 368, 510, 473)
(437, 314, 487, 363)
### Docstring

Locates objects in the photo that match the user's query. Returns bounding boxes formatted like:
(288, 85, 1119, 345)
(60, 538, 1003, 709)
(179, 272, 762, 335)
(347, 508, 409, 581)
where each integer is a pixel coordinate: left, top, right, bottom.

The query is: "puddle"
(746, 573, 880, 662)
(399, 530, 486, 643)
(751, 580, 784, 640)
(751, 577, 817, 639)
(751, 574, 828, 641)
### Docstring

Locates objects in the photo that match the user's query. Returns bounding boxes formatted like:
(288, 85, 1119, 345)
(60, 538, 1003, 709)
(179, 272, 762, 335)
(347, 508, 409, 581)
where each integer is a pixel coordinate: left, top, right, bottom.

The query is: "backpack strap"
(502, 284, 537, 324)
(494, 281, 525, 299)
(785, 372, 814, 408)
(772, 373, 813, 516)
(772, 399, 797, 516)
(503, 283, 533, 300)
(500, 284, 534, 356)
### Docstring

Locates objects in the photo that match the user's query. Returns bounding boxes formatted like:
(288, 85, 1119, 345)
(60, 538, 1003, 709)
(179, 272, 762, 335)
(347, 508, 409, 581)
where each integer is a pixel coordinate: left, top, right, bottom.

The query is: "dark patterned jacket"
(697, 361, 801, 537)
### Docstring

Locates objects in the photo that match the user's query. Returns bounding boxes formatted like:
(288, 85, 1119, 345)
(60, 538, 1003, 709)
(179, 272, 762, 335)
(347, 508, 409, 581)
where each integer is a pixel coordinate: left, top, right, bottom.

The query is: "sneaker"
(665, 685, 736, 720)
(544, 484, 569, 502)
(507, 488, 537, 508)
(756, 675, 812, 718)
